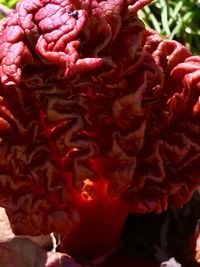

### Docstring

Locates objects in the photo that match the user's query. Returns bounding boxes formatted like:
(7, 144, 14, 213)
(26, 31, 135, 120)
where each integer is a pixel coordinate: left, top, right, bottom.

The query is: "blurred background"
(138, 0, 200, 54)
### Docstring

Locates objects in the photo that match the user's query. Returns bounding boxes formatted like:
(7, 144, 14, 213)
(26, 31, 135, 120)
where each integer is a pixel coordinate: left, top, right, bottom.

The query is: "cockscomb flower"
(0, 0, 200, 260)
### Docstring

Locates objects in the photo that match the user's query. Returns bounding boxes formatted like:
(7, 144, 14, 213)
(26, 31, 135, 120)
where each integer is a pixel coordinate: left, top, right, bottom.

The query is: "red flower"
(0, 0, 199, 260)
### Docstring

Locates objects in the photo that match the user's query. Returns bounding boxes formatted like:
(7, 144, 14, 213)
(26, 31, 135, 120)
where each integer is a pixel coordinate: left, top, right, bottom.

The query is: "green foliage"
(0, 0, 18, 8)
(0, 0, 18, 19)
(139, 0, 200, 53)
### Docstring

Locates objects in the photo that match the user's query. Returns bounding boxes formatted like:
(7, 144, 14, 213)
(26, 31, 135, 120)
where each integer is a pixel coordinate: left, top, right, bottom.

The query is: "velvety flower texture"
(0, 0, 200, 259)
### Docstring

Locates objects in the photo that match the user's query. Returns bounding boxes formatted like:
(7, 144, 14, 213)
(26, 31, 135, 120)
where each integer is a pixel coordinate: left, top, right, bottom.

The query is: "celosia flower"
(0, 0, 199, 260)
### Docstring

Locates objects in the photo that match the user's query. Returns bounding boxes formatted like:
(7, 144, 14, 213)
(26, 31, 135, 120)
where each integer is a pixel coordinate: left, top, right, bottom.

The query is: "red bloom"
(0, 0, 200, 260)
